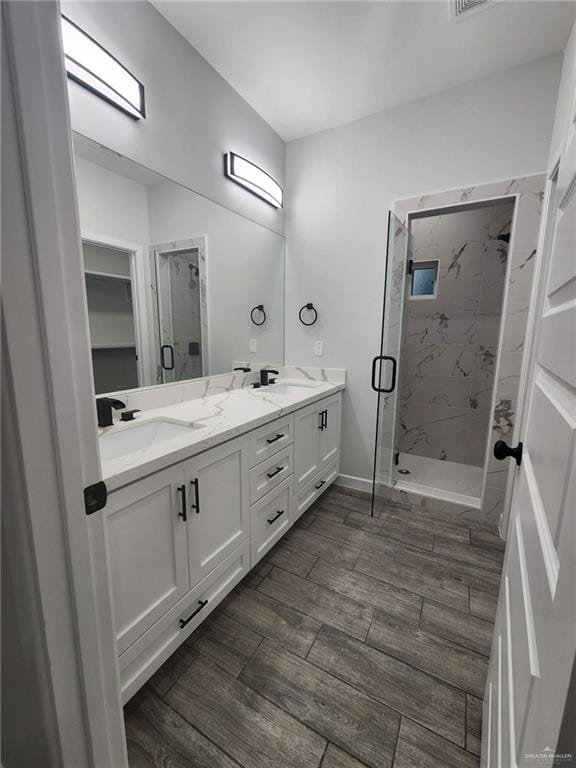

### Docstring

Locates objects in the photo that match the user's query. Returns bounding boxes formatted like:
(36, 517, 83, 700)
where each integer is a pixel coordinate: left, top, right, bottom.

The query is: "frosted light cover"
(62, 16, 145, 119)
(225, 152, 283, 208)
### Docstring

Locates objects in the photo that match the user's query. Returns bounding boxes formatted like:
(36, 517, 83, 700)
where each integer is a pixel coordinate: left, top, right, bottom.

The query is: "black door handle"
(315, 479, 326, 490)
(161, 344, 175, 370)
(323, 409, 328, 430)
(267, 509, 285, 525)
(266, 434, 284, 444)
(267, 466, 284, 479)
(371, 355, 397, 393)
(179, 599, 208, 628)
(177, 484, 187, 521)
(494, 440, 523, 466)
(190, 478, 200, 514)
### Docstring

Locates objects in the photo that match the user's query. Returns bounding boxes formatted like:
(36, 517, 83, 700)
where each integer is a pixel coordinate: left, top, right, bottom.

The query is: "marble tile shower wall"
(399, 204, 514, 467)
(395, 174, 545, 525)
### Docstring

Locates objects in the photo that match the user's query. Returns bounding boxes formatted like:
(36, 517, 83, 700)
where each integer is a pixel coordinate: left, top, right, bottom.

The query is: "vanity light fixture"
(225, 152, 283, 208)
(61, 15, 145, 119)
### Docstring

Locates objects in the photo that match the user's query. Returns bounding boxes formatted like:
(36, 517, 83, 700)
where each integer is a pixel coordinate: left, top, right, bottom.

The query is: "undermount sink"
(99, 418, 201, 462)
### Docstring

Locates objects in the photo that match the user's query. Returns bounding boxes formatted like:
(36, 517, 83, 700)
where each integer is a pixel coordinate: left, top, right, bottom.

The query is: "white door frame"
(82, 231, 153, 388)
(3, 2, 127, 765)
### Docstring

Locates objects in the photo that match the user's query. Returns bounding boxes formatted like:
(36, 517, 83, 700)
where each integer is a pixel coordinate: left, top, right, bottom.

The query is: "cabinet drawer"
(248, 416, 293, 468)
(250, 477, 292, 566)
(119, 539, 250, 703)
(294, 458, 339, 522)
(249, 444, 293, 504)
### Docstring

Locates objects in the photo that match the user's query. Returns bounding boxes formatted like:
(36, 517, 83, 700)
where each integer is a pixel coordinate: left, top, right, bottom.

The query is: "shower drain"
(398, 468, 411, 475)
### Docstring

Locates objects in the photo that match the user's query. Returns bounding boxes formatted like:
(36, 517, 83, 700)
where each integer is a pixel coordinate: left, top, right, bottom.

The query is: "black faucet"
(96, 397, 126, 428)
(233, 366, 251, 372)
(260, 368, 279, 386)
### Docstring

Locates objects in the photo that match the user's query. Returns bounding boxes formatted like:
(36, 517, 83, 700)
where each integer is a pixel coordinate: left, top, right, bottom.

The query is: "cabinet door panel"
(105, 465, 189, 655)
(294, 402, 322, 490)
(119, 539, 250, 703)
(186, 438, 249, 585)
(319, 395, 342, 467)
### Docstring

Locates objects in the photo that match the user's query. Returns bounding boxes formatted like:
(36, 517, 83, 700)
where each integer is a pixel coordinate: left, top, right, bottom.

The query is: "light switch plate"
(249, 339, 257, 353)
(314, 341, 324, 356)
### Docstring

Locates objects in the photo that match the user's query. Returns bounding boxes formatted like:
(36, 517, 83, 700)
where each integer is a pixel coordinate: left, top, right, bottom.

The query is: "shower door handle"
(371, 355, 397, 393)
(161, 344, 175, 370)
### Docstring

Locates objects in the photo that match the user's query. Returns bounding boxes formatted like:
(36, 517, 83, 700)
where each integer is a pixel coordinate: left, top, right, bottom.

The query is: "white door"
(483, 47, 576, 767)
(185, 438, 249, 585)
(319, 394, 342, 467)
(105, 465, 190, 655)
(294, 402, 322, 489)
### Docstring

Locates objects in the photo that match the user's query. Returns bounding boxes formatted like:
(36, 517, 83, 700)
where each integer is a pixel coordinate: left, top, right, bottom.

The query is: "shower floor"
(396, 453, 483, 508)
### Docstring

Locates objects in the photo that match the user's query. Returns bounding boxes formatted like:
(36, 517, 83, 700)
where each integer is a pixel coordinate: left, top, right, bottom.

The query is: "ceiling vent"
(451, 0, 493, 20)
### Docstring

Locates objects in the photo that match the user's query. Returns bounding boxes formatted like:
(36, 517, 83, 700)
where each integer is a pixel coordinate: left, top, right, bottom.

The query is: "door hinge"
(394, 450, 400, 466)
(84, 480, 108, 515)
(407, 259, 414, 275)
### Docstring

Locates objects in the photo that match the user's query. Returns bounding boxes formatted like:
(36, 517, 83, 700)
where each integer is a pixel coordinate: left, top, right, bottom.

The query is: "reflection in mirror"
(72, 133, 285, 395)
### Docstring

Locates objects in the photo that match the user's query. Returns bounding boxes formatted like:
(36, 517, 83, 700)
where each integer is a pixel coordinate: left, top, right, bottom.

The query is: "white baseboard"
(335, 473, 372, 494)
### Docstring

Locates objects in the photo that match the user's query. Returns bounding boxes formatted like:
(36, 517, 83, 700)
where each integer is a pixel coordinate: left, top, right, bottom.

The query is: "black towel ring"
(250, 304, 266, 326)
(299, 302, 318, 326)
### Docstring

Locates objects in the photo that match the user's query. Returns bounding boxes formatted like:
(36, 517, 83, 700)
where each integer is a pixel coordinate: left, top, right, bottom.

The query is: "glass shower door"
(156, 247, 204, 383)
(371, 212, 409, 514)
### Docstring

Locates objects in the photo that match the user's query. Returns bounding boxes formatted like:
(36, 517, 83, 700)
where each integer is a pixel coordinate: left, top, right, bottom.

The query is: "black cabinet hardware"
(84, 480, 108, 515)
(494, 440, 523, 466)
(267, 509, 285, 525)
(177, 484, 187, 521)
(234, 366, 251, 372)
(120, 409, 140, 421)
(318, 411, 324, 430)
(322, 409, 328, 430)
(266, 433, 284, 444)
(179, 599, 208, 628)
(371, 355, 397, 393)
(161, 344, 175, 370)
(267, 466, 284, 479)
(315, 480, 326, 490)
(190, 478, 200, 514)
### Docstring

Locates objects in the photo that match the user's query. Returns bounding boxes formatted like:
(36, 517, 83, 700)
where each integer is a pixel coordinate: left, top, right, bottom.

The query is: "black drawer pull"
(190, 478, 200, 514)
(179, 599, 208, 629)
(267, 509, 285, 525)
(315, 480, 326, 490)
(267, 466, 284, 479)
(266, 434, 284, 445)
(177, 484, 187, 521)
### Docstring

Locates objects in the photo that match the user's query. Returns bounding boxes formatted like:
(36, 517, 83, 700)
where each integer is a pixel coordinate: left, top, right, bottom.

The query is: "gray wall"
(399, 203, 513, 467)
(285, 54, 562, 484)
(63, 1, 285, 235)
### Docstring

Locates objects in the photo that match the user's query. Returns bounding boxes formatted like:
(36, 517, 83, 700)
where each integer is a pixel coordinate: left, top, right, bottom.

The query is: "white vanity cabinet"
(104, 389, 342, 702)
(294, 394, 341, 491)
(104, 464, 190, 655)
(184, 439, 249, 585)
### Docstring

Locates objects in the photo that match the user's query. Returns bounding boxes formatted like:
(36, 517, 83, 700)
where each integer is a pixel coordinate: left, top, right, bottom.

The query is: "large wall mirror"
(72, 133, 285, 395)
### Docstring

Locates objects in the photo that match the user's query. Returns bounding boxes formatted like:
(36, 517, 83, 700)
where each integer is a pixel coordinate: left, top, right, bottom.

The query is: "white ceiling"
(152, 1, 575, 142)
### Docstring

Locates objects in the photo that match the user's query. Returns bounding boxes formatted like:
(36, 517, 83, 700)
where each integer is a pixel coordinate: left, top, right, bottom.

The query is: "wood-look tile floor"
(125, 486, 504, 768)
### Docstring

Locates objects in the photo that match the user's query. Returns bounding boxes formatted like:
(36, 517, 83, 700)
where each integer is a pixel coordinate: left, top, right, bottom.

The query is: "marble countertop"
(101, 378, 345, 491)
